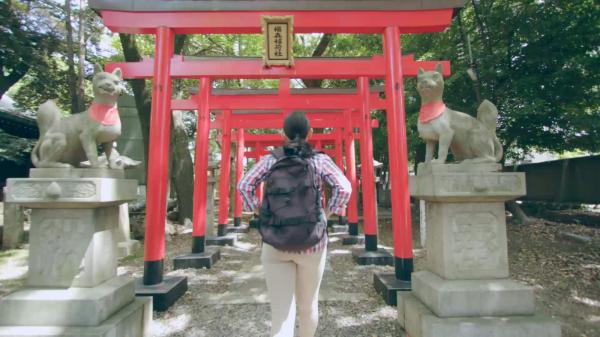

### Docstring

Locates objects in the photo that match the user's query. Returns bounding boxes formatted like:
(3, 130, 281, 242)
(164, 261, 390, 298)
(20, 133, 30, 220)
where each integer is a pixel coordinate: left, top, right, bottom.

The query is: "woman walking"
(238, 111, 351, 337)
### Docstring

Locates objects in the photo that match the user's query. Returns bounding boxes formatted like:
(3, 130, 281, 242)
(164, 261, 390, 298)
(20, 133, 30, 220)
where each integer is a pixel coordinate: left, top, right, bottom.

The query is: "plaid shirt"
(238, 152, 352, 254)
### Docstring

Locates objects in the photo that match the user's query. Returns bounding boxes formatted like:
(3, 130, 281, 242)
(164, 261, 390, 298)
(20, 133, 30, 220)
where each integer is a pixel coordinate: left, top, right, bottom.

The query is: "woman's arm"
(237, 155, 275, 215)
(317, 154, 352, 217)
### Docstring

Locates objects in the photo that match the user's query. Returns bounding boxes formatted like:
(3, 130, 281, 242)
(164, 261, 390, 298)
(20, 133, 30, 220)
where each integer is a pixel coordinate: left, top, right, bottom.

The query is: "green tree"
(0, 0, 60, 99)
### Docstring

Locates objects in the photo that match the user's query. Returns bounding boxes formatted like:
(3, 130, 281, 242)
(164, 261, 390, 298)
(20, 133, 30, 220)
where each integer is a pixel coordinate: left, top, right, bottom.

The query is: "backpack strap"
(270, 214, 320, 227)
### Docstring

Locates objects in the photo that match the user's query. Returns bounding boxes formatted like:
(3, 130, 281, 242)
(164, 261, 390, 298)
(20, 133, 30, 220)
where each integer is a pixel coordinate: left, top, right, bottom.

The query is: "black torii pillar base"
(342, 234, 365, 246)
(373, 273, 411, 306)
(206, 224, 237, 246)
(173, 237, 221, 270)
(352, 248, 394, 266)
(135, 260, 188, 312)
(351, 234, 393, 266)
(373, 258, 414, 306)
(227, 225, 249, 234)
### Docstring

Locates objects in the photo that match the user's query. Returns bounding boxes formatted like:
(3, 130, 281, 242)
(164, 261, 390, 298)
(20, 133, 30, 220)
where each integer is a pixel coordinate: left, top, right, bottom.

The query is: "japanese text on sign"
(262, 16, 294, 67)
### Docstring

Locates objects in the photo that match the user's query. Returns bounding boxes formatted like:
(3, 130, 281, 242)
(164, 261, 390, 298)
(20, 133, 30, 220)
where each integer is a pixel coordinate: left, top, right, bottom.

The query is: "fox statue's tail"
(31, 100, 62, 167)
(477, 100, 503, 162)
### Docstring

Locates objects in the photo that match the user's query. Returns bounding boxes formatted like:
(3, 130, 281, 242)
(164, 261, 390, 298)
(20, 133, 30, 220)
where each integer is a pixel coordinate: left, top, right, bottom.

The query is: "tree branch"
(302, 33, 334, 88)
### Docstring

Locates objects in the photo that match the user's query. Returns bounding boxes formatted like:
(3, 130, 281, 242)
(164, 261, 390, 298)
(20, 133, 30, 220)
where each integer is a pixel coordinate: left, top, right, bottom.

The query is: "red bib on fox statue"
(419, 100, 446, 123)
(89, 103, 120, 126)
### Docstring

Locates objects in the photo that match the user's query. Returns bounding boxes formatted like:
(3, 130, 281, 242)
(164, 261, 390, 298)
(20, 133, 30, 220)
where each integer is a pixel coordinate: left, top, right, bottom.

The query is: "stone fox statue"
(416, 64, 503, 164)
(31, 66, 125, 168)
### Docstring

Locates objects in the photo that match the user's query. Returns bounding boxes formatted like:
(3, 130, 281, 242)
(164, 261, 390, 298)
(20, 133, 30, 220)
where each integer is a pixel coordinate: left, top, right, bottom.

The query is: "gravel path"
(120, 227, 403, 337)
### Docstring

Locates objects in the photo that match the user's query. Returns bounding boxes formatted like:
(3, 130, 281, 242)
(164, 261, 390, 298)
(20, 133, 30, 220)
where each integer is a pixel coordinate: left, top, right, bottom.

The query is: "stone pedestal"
(1, 187, 24, 250)
(118, 203, 141, 257)
(0, 168, 151, 337)
(398, 163, 561, 337)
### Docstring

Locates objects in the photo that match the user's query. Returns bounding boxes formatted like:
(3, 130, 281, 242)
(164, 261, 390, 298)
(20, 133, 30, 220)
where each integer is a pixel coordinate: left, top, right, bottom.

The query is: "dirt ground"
(0, 209, 599, 336)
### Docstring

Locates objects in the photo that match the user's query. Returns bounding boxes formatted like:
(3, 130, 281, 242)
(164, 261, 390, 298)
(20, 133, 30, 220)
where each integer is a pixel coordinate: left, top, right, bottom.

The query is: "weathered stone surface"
(400, 292, 561, 337)
(425, 202, 509, 280)
(1, 197, 24, 249)
(6, 178, 137, 208)
(117, 203, 140, 257)
(417, 162, 502, 175)
(410, 165, 526, 202)
(30, 168, 125, 179)
(0, 276, 134, 327)
(0, 297, 151, 337)
(412, 271, 535, 317)
(28, 208, 119, 288)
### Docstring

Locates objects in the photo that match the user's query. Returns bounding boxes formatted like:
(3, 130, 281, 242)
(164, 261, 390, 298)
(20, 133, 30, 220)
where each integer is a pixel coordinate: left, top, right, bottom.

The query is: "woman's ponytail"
(283, 111, 313, 158)
(284, 134, 313, 157)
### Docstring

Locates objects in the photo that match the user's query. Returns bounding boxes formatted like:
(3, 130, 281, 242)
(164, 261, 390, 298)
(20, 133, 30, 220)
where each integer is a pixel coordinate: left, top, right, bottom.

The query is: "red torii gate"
(91, 0, 460, 310)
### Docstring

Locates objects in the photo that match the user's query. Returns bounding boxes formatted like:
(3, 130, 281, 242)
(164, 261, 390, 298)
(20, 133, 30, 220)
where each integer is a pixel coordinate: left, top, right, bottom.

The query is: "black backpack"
(258, 148, 325, 251)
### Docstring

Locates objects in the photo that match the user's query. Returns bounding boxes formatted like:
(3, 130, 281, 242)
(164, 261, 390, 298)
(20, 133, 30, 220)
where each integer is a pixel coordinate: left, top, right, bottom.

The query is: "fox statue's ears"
(112, 68, 123, 80)
(93, 64, 122, 80)
(435, 63, 443, 74)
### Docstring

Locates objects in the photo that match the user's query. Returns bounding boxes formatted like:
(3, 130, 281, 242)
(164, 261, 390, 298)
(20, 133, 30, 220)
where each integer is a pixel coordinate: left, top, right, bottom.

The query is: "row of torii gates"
(92, 0, 462, 310)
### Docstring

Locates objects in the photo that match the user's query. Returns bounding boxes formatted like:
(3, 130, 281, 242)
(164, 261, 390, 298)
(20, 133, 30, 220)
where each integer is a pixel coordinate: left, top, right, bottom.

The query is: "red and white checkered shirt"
(238, 152, 352, 254)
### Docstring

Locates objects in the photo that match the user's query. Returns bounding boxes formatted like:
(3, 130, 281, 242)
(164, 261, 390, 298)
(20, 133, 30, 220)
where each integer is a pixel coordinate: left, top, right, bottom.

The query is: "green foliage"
(0, 130, 34, 165)
(0, 0, 61, 98)
(8, 1, 105, 113)
(421, 0, 600, 160)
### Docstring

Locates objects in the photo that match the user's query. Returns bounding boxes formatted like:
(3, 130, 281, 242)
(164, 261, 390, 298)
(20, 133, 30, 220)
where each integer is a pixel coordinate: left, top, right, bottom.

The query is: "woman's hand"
(253, 208, 260, 217)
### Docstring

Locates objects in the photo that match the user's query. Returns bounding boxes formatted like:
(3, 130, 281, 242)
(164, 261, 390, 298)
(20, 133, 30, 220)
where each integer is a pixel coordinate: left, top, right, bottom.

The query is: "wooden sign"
(262, 15, 294, 67)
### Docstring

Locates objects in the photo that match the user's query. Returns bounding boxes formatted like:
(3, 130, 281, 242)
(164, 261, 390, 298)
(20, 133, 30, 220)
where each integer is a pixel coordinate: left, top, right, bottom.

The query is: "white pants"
(261, 243, 327, 337)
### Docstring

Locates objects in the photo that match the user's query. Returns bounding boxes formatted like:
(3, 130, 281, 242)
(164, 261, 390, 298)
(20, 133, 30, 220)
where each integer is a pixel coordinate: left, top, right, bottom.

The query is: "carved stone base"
(0, 276, 134, 326)
(0, 297, 151, 337)
(412, 271, 535, 317)
(398, 292, 560, 337)
(28, 208, 119, 288)
(425, 202, 509, 280)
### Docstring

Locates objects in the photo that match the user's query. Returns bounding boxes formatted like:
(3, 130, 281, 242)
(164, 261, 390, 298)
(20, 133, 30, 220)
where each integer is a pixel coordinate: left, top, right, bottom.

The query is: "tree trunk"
(76, 0, 86, 111)
(169, 110, 194, 224)
(64, 0, 79, 114)
(302, 33, 334, 89)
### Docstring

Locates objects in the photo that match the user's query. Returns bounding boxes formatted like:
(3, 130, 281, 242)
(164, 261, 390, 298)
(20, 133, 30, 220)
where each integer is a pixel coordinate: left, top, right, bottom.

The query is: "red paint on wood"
(144, 27, 174, 263)
(192, 78, 212, 237)
(100, 10, 454, 35)
(234, 128, 245, 219)
(358, 77, 378, 237)
(384, 27, 413, 259)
